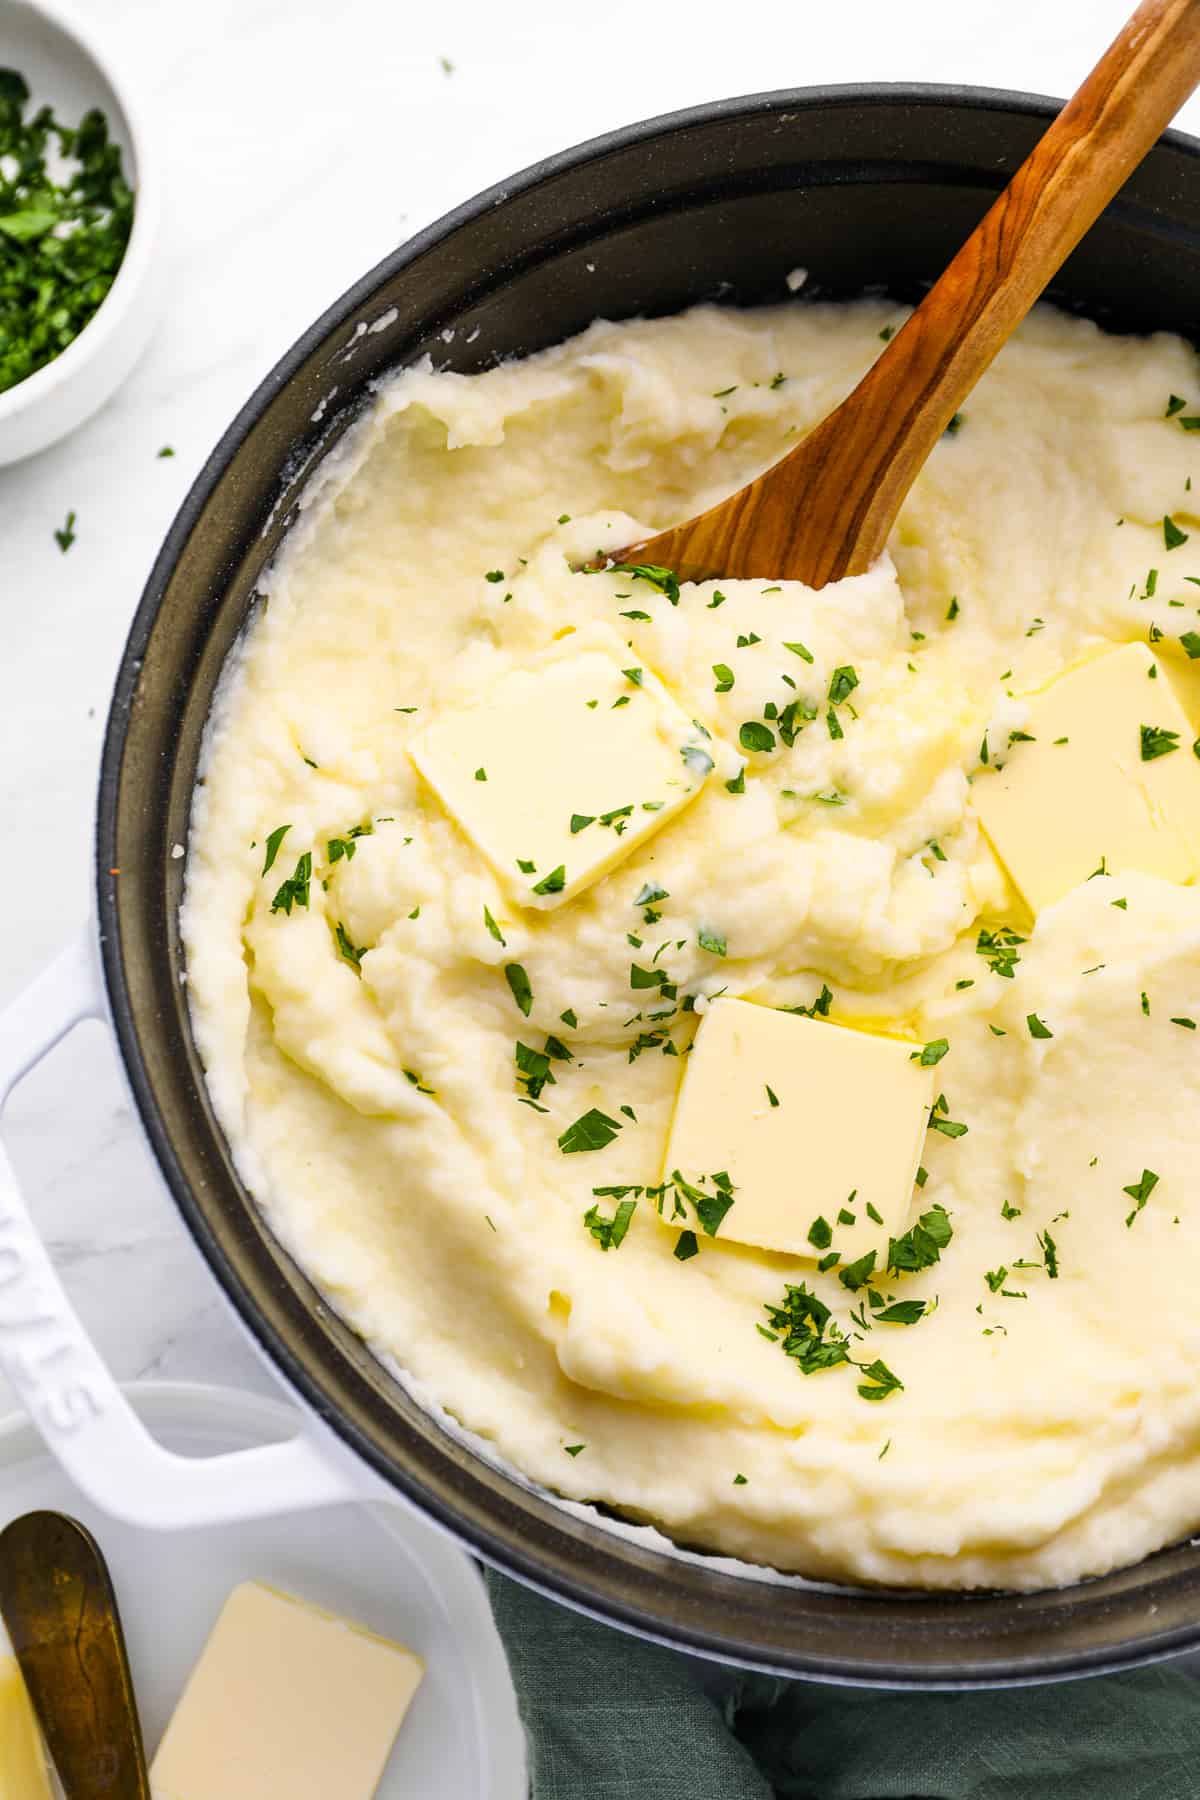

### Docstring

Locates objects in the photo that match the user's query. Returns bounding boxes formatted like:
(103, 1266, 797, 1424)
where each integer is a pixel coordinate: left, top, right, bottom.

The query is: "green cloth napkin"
(487, 1569, 1200, 1798)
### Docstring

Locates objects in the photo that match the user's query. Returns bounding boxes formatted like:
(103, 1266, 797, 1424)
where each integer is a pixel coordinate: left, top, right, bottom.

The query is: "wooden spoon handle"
(792, 0, 1200, 585)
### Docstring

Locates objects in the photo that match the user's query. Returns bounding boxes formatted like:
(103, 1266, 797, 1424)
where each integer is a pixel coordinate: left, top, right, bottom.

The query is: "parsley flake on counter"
(157, 445, 174, 457)
(54, 510, 76, 552)
(1123, 1167, 1159, 1225)
(584, 1196, 637, 1250)
(1026, 1013, 1053, 1039)
(1163, 515, 1189, 551)
(504, 962, 534, 1016)
(1140, 723, 1180, 760)
(270, 851, 312, 915)
(558, 1108, 623, 1154)
(261, 824, 291, 875)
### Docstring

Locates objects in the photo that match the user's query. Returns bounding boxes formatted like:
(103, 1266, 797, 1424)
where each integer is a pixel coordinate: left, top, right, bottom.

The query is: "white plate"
(0, 1381, 526, 1799)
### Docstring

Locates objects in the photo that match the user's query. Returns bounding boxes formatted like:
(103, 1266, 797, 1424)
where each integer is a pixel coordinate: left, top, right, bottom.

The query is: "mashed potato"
(184, 300, 1200, 1589)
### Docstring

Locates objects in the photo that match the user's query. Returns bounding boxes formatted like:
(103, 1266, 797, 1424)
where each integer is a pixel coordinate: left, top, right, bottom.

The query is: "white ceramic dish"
(0, 0, 162, 464)
(0, 1381, 527, 1799)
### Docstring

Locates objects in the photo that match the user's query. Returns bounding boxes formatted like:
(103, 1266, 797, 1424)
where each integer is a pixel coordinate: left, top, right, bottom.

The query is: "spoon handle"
(797, 0, 1200, 583)
(0, 1512, 150, 1799)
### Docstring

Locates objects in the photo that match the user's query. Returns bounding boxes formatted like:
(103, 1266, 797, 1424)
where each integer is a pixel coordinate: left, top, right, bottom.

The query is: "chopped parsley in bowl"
(0, 68, 133, 394)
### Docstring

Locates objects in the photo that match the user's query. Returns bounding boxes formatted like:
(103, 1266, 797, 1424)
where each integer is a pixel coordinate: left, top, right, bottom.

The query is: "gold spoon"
(615, 0, 1200, 589)
(0, 1512, 150, 1799)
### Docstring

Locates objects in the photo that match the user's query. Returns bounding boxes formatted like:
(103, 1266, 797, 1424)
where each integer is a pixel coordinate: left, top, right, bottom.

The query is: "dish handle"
(0, 933, 375, 1528)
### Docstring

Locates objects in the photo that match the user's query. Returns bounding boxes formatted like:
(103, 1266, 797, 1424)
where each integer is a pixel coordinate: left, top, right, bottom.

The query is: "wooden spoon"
(615, 0, 1200, 590)
(0, 1512, 151, 1799)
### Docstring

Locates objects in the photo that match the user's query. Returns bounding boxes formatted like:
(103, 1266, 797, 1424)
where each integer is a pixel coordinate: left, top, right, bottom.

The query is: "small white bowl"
(0, 0, 161, 464)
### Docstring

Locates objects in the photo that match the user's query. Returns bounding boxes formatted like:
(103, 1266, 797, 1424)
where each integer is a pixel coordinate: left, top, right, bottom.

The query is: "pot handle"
(0, 934, 376, 1528)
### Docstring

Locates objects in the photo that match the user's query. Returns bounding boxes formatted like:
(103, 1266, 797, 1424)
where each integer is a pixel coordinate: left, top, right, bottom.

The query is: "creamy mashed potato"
(184, 300, 1200, 1590)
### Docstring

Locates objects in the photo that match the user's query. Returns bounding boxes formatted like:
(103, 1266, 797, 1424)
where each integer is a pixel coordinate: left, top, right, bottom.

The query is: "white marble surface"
(0, 0, 1191, 1417)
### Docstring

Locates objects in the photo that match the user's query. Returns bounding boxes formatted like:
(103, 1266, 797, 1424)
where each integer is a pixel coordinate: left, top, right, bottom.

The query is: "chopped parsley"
(669, 1167, 735, 1236)
(1141, 724, 1180, 760)
(739, 721, 775, 753)
(807, 1215, 833, 1251)
(1163, 515, 1189, 551)
(1026, 1013, 1053, 1039)
(261, 824, 291, 875)
(766, 1084, 780, 1108)
(54, 510, 76, 552)
(927, 1094, 968, 1139)
(697, 927, 727, 957)
(763, 1283, 851, 1375)
(887, 1204, 952, 1274)
(504, 962, 534, 1016)
(783, 640, 814, 663)
(334, 921, 368, 971)
(712, 662, 735, 693)
(484, 905, 506, 945)
(563, 1443, 585, 1457)
(617, 563, 680, 605)
(1122, 1167, 1159, 1225)
(485, 569, 505, 583)
(270, 851, 312, 914)
(1181, 632, 1200, 658)
(857, 1359, 904, 1401)
(674, 1230, 699, 1260)
(1037, 1229, 1059, 1279)
(915, 1038, 949, 1066)
(828, 665, 859, 706)
(583, 1197, 637, 1250)
(976, 925, 1025, 978)
(558, 1108, 623, 1154)
(532, 864, 566, 895)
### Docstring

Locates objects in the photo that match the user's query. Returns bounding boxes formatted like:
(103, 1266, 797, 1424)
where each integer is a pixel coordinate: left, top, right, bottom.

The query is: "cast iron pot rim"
(97, 81, 1200, 1687)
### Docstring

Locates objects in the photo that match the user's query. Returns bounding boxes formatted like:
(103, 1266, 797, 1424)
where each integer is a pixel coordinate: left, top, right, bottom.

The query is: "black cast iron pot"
(94, 85, 1200, 1685)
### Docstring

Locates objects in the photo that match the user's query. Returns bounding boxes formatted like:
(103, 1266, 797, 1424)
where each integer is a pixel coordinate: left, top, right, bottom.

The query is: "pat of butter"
(974, 643, 1200, 914)
(663, 998, 933, 1260)
(0, 1649, 54, 1800)
(410, 649, 711, 909)
(150, 1582, 423, 1800)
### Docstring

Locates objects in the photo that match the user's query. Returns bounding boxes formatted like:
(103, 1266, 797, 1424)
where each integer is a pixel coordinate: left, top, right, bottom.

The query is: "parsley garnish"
(558, 1108, 622, 1153)
(674, 1230, 699, 1260)
(54, 510, 76, 552)
(712, 662, 735, 692)
(766, 1084, 780, 1108)
(828, 665, 859, 705)
(739, 720, 775, 753)
(783, 640, 814, 663)
(270, 852, 312, 914)
(976, 925, 1025, 978)
(1037, 1229, 1059, 1278)
(1163, 515, 1189, 551)
(584, 1197, 636, 1250)
(1140, 723, 1180, 760)
(857, 1359, 904, 1402)
(564, 1443, 585, 1457)
(1122, 1167, 1158, 1225)
(615, 563, 680, 605)
(1166, 395, 1187, 417)
(670, 1167, 735, 1236)
(915, 1038, 949, 1066)
(807, 1215, 833, 1250)
(261, 824, 291, 875)
(838, 1251, 877, 1291)
(334, 921, 367, 970)
(1026, 1013, 1053, 1039)
(697, 927, 727, 957)
(887, 1204, 952, 1273)
(532, 865, 566, 895)
(763, 1283, 852, 1375)
(484, 905, 506, 945)
(504, 962, 533, 1016)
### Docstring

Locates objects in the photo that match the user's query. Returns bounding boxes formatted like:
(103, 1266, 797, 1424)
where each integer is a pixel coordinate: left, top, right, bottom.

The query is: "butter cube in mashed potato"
(974, 643, 1200, 914)
(663, 997, 934, 1261)
(410, 648, 712, 909)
